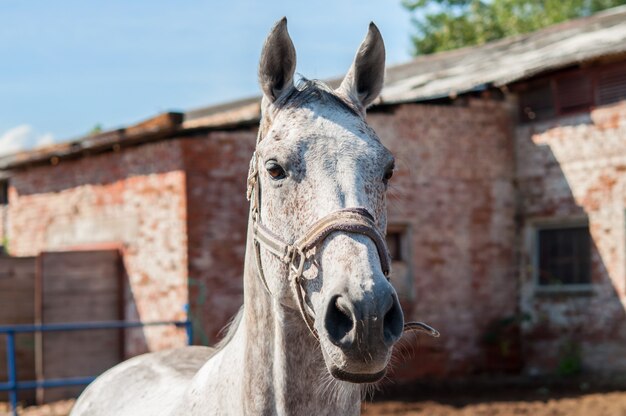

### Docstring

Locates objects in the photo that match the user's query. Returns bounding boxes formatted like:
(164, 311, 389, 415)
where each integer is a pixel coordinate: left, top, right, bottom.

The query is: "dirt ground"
(2, 390, 626, 415)
(362, 391, 626, 415)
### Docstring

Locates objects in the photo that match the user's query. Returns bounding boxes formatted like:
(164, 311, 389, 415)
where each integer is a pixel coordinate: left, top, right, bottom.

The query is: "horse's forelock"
(274, 78, 361, 117)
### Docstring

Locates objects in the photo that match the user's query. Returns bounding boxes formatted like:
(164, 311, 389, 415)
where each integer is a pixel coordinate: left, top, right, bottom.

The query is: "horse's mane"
(215, 306, 244, 350)
(275, 77, 360, 116)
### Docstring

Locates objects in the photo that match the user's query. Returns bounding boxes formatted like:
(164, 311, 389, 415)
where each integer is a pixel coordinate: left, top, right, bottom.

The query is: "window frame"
(514, 60, 626, 123)
(529, 217, 593, 294)
(385, 223, 414, 301)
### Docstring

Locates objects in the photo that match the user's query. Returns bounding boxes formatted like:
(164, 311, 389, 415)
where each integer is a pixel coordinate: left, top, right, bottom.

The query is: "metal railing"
(0, 318, 193, 416)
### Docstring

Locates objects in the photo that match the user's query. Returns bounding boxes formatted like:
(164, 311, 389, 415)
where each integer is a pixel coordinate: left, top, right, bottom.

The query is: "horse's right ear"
(259, 17, 296, 103)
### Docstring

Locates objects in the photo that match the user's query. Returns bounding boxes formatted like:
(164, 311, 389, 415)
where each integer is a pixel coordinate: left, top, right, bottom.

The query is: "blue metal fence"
(0, 318, 193, 416)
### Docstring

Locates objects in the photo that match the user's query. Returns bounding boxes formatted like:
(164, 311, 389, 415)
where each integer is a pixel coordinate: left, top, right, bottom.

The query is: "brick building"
(1, 7, 626, 380)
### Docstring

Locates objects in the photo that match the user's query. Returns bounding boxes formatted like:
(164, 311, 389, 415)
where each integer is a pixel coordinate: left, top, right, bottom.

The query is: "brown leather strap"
(293, 208, 390, 276)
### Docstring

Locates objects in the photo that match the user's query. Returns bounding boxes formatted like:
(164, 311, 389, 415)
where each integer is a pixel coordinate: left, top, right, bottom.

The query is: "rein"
(246, 134, 439, 341)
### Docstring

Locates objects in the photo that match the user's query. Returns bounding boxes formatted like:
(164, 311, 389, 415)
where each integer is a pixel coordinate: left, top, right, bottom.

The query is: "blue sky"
(0, 0, 414, 155)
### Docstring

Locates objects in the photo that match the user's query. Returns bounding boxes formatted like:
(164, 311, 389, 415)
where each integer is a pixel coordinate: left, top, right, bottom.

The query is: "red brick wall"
(178, 101, 520, 369)
(6, 141, 189, 356)
(181, 130, 256, 344)
(368, 99, 518, 379)
(516, 101, 626, 374)
(8, 96, 623, 381)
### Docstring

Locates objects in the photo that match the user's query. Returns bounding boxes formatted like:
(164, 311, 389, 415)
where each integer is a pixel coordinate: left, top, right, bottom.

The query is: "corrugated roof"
(0, 113, 184, 170)
(3, 6, 626, 169)
(185, 5, 626, 127)
(379, 5, 626, 104)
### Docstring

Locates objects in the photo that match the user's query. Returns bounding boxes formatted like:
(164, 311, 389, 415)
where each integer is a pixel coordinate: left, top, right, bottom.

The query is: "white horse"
(71, 18, 437, 416)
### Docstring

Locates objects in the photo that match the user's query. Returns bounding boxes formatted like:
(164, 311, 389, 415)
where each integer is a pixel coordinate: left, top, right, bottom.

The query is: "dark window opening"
(519, 80, 555, 122)
(597, 65, 626, 106)
(0, 180, 8, 205)
(554, 72, 594, 114)
(386, 231, 403, 262)
(538, 226, 591, 286)
(516, 60, 626, 122)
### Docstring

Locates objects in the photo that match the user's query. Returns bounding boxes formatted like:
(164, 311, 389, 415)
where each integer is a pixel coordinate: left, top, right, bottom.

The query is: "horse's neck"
(232, 223, 361, 415)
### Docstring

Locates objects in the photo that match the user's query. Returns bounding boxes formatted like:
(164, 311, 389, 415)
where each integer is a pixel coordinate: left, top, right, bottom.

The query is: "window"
(536, 224, 591, 287)
(597, 64, 626, 106)
(554, 72, 594, 115)
(519, 79, 555, 122)
(385, 225, 413, 300)
(515, 60, 626, 123)
(0, 180, 8, 205)
(385, 230, 403, 262)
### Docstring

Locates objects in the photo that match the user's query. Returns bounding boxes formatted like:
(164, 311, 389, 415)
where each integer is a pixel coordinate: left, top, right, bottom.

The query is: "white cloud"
(0, 125, 56, 157)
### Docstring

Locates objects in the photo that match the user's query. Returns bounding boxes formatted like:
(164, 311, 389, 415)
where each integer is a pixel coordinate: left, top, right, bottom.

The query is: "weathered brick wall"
(6, 141, 189, 356)
(180, 101, 519, 370)
(368, 99, 518, 379)
(14, 95, 622, 381)
(181, 130, 256, 344)
(516, 101, 626, 374)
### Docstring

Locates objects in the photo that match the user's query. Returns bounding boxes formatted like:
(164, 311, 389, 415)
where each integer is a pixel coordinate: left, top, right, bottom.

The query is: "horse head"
(250, 18, 404, 383)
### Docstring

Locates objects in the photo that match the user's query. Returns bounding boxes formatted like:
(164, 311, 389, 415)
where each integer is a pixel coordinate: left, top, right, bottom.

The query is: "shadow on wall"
(367, 100, 519, 381)
(516, 107, 626, 376)
(375, 100, 626, 382)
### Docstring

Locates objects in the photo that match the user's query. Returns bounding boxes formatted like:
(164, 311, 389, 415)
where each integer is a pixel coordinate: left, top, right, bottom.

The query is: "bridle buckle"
(289, 247, 306, 280)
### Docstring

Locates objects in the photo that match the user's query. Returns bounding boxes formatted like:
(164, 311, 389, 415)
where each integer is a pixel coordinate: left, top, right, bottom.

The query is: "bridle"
(246, 131, 440, 341)
(246, 150, 391, 340)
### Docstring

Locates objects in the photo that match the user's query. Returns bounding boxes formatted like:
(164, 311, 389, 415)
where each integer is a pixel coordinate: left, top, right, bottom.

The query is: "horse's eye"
(383, 166, 394, 183)
(266, 162, 286, 180)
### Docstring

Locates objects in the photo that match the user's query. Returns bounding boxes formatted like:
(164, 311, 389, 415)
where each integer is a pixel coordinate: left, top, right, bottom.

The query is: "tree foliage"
(403, 0, 626, 55)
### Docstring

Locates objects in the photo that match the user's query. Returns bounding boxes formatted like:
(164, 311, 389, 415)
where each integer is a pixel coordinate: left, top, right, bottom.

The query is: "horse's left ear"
(337, 22, 385, 112)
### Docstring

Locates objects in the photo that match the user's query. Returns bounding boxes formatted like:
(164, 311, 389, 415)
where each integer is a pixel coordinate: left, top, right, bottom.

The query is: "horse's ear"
(259, 17, 296, 103)
(337, 22, 385, 112)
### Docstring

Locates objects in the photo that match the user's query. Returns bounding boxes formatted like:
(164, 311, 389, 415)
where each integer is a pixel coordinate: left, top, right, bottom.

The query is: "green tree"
(403, 0, 626, 55)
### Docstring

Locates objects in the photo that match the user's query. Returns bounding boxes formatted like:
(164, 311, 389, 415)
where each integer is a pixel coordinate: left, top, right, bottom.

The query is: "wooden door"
(0, 257, 36, 402)
(37, 250, 123, 402)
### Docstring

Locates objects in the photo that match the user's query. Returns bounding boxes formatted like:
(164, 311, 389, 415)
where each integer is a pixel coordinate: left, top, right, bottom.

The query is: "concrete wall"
(368, 99, 518, 379)
(516, 101, 626, 374)
(5, 141, 189, 356)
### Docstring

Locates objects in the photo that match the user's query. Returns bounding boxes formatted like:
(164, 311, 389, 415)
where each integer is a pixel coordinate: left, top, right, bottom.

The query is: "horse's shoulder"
(70, 346, 217, 416)
(148, 345, 217, 377)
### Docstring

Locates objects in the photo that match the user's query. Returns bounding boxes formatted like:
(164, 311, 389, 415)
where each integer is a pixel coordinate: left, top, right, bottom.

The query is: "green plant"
(402, 0, 626, 55)
(482, 313, 531, 349)
(557, 340, 583, 376)
(1, 235, 9, 255)
(89, 123, 103, 135)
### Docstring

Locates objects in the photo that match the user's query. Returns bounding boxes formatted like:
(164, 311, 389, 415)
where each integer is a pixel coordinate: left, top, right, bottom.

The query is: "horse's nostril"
(383, 295, 404, 346)
(325, 296, 355, 346)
